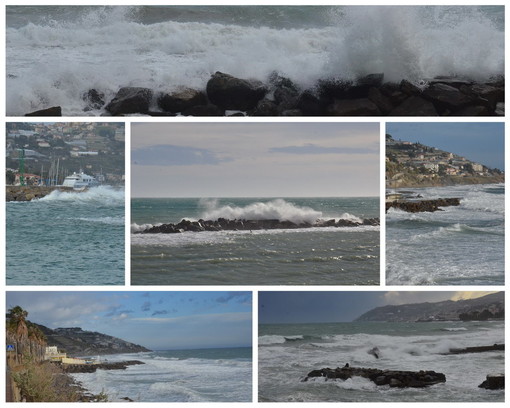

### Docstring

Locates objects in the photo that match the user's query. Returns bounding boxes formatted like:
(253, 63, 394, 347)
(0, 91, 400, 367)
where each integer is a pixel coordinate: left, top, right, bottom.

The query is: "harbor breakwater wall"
(6, 186, 74, 202)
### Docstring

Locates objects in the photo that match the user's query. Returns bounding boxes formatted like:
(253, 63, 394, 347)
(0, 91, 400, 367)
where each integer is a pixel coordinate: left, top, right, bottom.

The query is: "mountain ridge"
(355, 292, 504, 322)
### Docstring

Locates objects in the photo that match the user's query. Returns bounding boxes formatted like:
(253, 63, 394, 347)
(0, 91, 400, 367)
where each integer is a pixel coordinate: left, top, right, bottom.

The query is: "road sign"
(7, 344, 15, 351)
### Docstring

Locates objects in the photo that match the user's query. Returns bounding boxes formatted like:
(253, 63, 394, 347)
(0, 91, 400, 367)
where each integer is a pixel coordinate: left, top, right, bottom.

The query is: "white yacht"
(62, 171, 100, 190)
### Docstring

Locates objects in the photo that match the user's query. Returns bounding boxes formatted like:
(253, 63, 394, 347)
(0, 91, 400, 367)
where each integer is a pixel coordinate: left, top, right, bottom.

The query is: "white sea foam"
(6, 6, 504, 115)
(37, 186, 124, 206)
(200, 198, 323, 224)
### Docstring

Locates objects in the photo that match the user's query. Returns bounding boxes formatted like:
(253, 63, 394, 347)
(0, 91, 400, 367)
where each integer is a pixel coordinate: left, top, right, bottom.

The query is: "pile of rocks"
(302, 366, 446, 388)
(138, 217, 380, 234)
(60, 360, 144, 374)
(25, 72, 504, 116)
(386, 198, 461, 213)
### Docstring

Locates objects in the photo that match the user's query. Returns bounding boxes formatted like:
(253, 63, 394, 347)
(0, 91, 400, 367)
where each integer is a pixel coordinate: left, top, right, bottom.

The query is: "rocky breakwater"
(25, 72, 504, 117)
(302, 366, 446, 388)
(6, 186, 74, 202)
(138, 217, 380, 234)
(60, 360, 144, 374)
(386, 198, 461, 213)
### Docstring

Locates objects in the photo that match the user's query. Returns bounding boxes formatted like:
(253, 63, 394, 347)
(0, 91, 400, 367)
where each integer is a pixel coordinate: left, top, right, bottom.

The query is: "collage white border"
(1, 0, 508, 406)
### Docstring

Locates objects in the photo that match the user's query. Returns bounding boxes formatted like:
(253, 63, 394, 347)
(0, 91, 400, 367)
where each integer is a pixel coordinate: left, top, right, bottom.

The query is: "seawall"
(6, 186, 75, 202)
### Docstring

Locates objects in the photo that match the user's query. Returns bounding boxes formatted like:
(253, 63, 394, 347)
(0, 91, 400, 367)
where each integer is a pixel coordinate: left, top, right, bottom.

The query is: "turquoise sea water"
(131, 197, 380, 285)
(6, 187, 125, 285)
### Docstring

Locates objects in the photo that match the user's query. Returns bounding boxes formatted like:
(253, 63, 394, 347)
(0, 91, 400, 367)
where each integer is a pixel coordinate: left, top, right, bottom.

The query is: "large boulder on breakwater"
(105, 87, 153, 115)
(479, 374, 504, 390)
(60, 360, 144, 374)
(303, 366, 446, 388)
(206, 71, 268, 110)
(25, 106, 62, 116)
(157, 87, 207, 113)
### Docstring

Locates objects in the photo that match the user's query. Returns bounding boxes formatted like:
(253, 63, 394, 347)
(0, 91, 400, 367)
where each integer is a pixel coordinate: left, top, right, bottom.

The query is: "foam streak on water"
(6, 6, 504, 115)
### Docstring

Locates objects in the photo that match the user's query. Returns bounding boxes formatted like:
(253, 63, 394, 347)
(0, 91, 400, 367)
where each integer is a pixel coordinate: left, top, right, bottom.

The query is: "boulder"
(368, 87, 393, 115)
(82, 89, 105, 111)
(479, 374, 504, 390)
(105, 87, 153, 115)
(182, 104, 224, 116)
(296, 90, 323, 116)
(157, 88, 207, 113)
(206, 72, 267, 110)
(389, 96, 438, 116)
(422, 83, 474, 112)
(25, 106, 62, 116)
(327, 98, 381, 116)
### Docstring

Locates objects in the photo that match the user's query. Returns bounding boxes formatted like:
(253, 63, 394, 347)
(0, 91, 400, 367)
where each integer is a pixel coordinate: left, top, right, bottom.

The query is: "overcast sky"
(259, 291, 497, 324)
(131, 122, 379, 198)
(386, 122, 505, 171)
(7, 291, 252, 351)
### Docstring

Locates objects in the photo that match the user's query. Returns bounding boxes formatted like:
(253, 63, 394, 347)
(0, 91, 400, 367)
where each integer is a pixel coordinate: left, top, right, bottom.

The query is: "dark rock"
(25, 106, 62, 116)
(327, 98, 381, 116)
(386, 198, 461, 213)
(454, 105, 492, 116)
(250, 98, 279, 116)
(445, 344, 504, 355)
(389, 96, 438, 116)
(317, 78, 352, 99)
(400, 79, 423, 96)
(479, 374, 504, 390)
(280, 109, 303, 116)
(82, 89, 105, 111)
(147, 111, 177, 117)
(422, 83, 474, 112)
(158, 88, 207, 113)
(61, 360, 145, 374)
(303, 366, 446, 388)
(467, 84, 504, 110)
(368, 87, 393, 115)
(349, 73, 384, 98)
(296, 90, 323, 116)
(105, 87, 153, 115)
(137, 216, 380, 234)
(182, 104, 224, 116)
(206, 71, 267, 110)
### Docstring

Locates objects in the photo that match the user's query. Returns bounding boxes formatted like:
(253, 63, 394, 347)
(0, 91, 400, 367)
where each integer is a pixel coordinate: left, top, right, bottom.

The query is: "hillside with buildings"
(386, 134, 504, 188)
(355, 292, 504, 323)
(6, 122, 125, 186)
(35, 324, 150, 356)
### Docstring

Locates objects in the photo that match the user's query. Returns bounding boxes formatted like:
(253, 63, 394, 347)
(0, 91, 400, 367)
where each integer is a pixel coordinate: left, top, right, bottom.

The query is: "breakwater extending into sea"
(6, 186, 74, 202)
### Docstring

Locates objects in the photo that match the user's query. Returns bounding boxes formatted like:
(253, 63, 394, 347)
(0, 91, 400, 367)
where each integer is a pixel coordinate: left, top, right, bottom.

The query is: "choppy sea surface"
(386, 184, 504, 285)
(6, 186, 125, 285)
(259, 321, 504, 402)
(6, 5, 504, 115)
(131, 197, 379, 285)
(71, 348, 252, 402)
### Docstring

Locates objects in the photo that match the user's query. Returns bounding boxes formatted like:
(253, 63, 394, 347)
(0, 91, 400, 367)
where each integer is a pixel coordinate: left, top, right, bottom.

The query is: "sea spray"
(6, 5, 504, 115)
(199, 198, 323, 224)
(38, 186, 124, 206)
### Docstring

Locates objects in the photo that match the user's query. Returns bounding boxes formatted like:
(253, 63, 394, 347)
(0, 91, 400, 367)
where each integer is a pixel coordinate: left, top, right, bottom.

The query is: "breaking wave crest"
(37, 186, 124, 206)
(200, 199, 323, 224)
